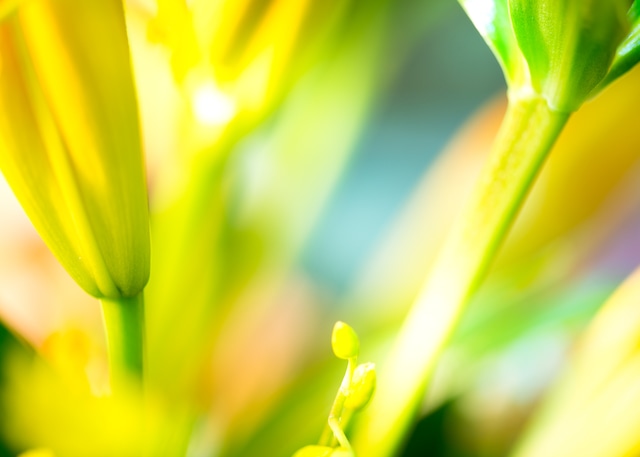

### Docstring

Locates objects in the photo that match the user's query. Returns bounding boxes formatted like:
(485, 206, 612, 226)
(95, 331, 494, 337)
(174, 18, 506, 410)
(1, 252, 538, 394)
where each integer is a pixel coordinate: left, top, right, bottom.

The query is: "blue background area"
(301, 5, 506, 293)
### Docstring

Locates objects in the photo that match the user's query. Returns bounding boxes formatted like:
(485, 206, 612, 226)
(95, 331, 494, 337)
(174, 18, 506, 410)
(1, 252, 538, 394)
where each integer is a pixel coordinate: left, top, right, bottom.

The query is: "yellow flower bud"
(331, 321, 360, 360)
(345, 362, 376, 411)
(0, 0, 149, 298)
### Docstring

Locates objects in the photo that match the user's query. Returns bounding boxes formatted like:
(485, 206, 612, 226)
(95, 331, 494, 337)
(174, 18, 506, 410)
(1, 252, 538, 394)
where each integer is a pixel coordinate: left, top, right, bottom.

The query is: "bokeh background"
(2, 1, 640, 456)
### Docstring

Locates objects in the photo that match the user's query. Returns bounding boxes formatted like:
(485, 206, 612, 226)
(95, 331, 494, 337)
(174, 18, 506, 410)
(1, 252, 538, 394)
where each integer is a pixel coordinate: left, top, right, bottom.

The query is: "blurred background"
(2, 1, 640, 456)
(299, 2, 504, 293)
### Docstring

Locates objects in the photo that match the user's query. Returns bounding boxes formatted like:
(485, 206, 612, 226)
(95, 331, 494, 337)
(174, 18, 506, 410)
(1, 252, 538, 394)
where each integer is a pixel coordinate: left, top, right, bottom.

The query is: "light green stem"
(352, 95, 570, 456)
(101, 292, 145, 395)
(320, 357, 357, 447)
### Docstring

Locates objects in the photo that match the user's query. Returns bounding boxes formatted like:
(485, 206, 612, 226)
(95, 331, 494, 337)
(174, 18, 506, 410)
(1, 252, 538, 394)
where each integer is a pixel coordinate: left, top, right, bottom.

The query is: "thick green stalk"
(101, 293, 146, 395)
(352, 95, 569, 456)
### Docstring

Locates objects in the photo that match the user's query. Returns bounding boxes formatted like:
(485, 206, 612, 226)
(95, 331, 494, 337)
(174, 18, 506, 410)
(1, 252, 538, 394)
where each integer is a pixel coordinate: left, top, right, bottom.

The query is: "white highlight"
(462, 0, 497, 37)
(192, 82, 237, 127)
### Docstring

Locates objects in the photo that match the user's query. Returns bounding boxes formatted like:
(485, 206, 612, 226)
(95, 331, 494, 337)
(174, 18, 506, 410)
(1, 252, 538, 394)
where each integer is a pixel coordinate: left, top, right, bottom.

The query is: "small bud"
(331, 322, 360, 360)
(345, 362, 376, 411)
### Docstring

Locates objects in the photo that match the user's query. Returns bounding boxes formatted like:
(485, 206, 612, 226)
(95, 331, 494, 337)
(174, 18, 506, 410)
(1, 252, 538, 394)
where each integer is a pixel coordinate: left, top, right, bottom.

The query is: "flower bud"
(0, 0, 149, 298)
(331, 321, 360, 360)
(345, 362, 376, 411)
(509, 0, 629, 111)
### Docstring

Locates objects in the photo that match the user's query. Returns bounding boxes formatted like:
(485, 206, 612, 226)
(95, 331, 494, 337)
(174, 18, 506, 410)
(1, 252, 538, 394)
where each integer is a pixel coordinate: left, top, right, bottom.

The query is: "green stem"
(352, 95, 570, 456)
(320, 357, 357, 447)
(101, 292, 146, 395)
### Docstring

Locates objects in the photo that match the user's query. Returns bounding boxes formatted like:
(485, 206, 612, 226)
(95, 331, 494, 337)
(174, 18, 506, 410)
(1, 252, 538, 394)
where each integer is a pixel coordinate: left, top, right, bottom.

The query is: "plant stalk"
(352, 95, 570, 456)
(101, 292, 146, 395)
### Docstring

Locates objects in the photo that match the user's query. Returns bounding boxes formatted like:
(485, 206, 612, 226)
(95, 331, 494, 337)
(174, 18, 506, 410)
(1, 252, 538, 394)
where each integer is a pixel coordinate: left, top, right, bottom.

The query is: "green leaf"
(509, 0, 629, 111)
